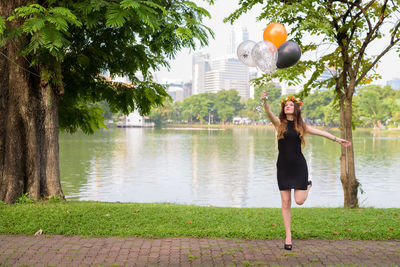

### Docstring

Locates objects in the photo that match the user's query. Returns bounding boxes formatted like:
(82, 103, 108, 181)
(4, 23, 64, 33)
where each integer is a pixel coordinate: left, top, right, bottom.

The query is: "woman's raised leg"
(280, 190, 292, 245)
(294, 182, 312, 205)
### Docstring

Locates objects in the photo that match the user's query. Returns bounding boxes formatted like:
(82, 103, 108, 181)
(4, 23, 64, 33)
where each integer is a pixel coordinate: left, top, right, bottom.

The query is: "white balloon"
(236, 40, 257, 67)
(251, 40, 278, 74)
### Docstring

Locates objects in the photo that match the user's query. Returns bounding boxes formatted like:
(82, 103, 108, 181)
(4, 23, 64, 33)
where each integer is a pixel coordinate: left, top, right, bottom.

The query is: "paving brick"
(1, 235, 400, 266)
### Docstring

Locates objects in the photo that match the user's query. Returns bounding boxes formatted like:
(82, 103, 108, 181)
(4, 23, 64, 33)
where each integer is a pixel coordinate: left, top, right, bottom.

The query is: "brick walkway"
(1, 235, 399, 266)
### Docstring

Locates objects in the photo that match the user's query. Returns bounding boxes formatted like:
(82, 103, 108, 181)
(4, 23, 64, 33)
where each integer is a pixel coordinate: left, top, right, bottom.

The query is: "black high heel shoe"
(284, 243, 292, 250)
(308, 180, 312, 188)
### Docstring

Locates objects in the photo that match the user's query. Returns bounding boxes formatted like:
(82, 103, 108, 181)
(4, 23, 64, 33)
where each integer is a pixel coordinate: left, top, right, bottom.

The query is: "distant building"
(118, 109, 154, 128)
(204, 57, 250, 99)
(249, 71, 258, 98)
(387, 79, 400, 90)
(183, 82, 192, 98)
(192, 52, 210, 95)
(163, 79, 191, 102)
(313, 67, 337, 92)
(192, 53, 251, 99)
(281, 85, 298, 96)
(228, 27, 236, 55)
(167, 86, 184, 102)
(242, 27, 249, 42)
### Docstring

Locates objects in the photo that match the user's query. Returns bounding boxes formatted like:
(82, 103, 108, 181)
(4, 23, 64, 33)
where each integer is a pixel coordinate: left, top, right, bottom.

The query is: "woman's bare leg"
(280, 190, 292, 244)
(294, 182, 312, 205)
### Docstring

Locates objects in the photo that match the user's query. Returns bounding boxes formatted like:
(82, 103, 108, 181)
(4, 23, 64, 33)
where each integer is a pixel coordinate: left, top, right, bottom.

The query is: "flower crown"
(281, 95, 303, 108)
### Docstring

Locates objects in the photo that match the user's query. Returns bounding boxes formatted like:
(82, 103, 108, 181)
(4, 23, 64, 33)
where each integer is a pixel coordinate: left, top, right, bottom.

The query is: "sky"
(154, 0, 400, 86)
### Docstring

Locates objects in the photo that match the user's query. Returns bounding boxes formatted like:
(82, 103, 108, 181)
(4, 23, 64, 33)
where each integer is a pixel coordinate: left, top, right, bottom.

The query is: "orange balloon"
(263, 23, 287, 48)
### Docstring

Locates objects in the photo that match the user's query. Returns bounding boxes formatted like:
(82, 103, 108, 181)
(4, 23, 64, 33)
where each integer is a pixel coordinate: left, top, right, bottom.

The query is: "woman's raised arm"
(261, 90, 280, 128)
(306, 125, 352, 147)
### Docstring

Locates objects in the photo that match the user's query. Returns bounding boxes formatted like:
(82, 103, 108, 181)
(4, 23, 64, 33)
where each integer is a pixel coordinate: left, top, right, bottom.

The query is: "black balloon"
(276, 41, 301, 69)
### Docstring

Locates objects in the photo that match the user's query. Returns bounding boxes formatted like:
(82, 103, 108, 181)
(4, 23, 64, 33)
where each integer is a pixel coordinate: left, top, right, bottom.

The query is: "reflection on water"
(59, 128, 400, 208)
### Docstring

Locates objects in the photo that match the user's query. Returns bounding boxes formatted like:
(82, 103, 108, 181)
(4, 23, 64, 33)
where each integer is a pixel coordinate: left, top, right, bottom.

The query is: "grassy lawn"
(1, 201, 399, 240)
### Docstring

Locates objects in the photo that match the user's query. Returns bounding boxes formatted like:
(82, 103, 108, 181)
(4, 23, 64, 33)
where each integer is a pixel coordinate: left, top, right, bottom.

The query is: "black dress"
(276, 120, 308, 190)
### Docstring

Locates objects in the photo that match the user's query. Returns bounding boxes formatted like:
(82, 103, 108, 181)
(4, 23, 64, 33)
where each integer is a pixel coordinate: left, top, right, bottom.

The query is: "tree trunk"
(0, 1, 64, 203)
(339, 92, 359, 208)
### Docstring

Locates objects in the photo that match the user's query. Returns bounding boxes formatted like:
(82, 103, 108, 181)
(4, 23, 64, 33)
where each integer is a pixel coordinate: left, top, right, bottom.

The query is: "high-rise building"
(228, 28, 236, 55)
(204, 57, 250, 99)
(192, 52, 210, 95)
(387, 78, 400, 90)
(242, 26, 249, 42)
(192, 54, 250, 99)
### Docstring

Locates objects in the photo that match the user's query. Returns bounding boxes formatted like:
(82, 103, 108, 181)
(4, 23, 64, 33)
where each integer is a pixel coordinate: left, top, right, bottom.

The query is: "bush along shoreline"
(1, 201, 399, 240)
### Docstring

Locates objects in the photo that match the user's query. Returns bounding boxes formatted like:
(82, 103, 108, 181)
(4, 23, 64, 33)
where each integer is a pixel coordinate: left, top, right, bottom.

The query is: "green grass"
(0, 201, 399, 240)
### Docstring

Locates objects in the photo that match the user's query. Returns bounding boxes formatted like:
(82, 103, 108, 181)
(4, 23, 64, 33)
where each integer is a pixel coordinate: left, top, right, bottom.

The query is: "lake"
(59, 127, 400, 208)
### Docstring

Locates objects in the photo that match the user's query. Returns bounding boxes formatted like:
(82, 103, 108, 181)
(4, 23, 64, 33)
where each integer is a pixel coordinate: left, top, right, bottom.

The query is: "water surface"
(59, 127, 400, 208)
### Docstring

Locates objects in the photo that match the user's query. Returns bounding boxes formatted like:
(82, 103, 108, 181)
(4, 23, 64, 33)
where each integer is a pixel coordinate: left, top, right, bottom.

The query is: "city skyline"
(155, 0, 400, 86)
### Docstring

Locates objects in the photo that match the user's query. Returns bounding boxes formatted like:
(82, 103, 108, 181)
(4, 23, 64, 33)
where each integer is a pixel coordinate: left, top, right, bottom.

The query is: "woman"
(261, 90, 351, 250)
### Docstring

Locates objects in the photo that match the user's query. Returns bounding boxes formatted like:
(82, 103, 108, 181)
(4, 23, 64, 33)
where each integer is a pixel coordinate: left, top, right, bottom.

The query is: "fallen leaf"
(133, 209, 140, 214)
(370, 220, 375, 223)
(34, 229, 43, 236)
(333, 232, 338, 235)
(67, 210, 70, 214)
(105, 214, 110, 217)
(345, 228, 352, 232)
(271, 224, 277, 227)
(389, 228, 394, 231)
(187, 221, 193, 224)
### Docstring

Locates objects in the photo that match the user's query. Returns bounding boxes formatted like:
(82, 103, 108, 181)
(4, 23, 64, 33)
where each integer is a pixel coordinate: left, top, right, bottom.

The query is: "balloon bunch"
(237, 23, 301, 74)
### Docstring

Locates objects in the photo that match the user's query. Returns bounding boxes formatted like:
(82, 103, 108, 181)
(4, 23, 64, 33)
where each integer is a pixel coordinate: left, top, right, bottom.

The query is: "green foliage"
(0, 16, 5, 35)
(149, 90, 244, 124)
(355, 85, 400, 127)
(15, 193, 35, 204)
(302, 90, 335, 124)
(2, 1, 214, 134)
(47, 196, 65, 203)
(149, 84, 286, 124)
(148, 84, 400, 128)
(215, 90, 243, 122)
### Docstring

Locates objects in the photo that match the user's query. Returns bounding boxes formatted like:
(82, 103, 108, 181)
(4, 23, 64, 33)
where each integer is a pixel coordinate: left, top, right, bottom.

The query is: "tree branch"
(355, 37, 400, 85)
(390, 19, 400, 44)
(354, 0, 389, 74)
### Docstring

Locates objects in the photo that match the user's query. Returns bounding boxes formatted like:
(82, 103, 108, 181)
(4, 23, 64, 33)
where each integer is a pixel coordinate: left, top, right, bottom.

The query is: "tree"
(356, 85, 397, 127)
(302, 90, 335, 124)
(226, 0, 400, 207)
(214, 89, 243, 123)
(0, 0, 213, 203)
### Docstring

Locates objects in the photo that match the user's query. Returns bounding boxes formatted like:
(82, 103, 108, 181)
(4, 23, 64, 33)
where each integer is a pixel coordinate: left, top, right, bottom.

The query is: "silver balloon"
(236, 40, 257, 67)
(251, 40, 278, 74)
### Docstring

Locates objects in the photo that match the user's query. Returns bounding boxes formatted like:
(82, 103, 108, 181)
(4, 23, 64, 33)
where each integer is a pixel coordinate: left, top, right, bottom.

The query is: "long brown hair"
(277, 101, 307, 149)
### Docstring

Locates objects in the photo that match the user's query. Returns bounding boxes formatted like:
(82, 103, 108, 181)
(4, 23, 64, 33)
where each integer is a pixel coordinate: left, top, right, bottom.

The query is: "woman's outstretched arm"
(306, 125, 352, 147)
(261, 90, 280, 128)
